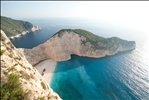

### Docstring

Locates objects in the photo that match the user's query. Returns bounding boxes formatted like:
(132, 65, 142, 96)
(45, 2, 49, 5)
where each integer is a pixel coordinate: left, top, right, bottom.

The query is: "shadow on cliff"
(53, 50, 134, 73)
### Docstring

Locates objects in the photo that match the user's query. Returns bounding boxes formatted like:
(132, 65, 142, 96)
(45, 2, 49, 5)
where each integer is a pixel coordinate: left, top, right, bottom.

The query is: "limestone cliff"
(31, 25, 41, 32)
(20, 29, 135, 65)
(1, 30, 61, 100)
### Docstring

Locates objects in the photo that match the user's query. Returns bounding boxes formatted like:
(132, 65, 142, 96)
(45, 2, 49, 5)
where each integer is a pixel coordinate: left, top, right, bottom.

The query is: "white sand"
(35, 59, 57, 83)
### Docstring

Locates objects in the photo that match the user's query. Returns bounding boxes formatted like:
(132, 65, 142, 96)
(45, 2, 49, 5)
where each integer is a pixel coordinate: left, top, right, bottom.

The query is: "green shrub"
(1, 35, 6, 41)
(7, 42, 14, 48)
(8, 54, 13, 58)
(48, 96, 51, 99)
(19, 70, 24, 74)
(0, 49, 5, 55)
(73, 29, 105, 42)
(1, 73, 28, 100)
(38, 97, 45, 100)
(41, 82, 46, 90)
(17, 56, 21, 60)
(7, 66, 15, 72)
(30, 74, 34, 79)
(7, 63, 18, 72)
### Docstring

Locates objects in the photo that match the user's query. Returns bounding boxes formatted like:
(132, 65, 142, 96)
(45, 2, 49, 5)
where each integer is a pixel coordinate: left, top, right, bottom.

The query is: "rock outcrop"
(1, 30, 61, 100)
(20, 29, 135, 65)
(31, 25, 41, 32)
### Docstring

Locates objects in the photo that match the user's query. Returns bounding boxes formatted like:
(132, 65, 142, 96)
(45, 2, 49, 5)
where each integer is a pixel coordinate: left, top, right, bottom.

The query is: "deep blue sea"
(11, 18, 149, 100)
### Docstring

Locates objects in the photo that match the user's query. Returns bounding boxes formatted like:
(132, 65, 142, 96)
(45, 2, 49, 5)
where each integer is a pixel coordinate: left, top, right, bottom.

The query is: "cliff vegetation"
(1, 16, 33, 37)
(1, 30, 61, 100)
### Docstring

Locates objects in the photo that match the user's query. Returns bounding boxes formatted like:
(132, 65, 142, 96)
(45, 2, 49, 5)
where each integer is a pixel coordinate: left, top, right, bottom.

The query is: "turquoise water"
(10, 18, 149, 100)
(50, 43, 149, 100)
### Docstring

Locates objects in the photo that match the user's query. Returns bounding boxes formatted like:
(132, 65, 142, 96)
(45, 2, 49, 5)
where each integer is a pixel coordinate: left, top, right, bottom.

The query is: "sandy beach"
(35, 59, 57, 84)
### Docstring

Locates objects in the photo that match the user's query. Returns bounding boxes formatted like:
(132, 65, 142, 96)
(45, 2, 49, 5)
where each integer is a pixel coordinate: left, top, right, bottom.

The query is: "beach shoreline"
(35, 59, 56, 84)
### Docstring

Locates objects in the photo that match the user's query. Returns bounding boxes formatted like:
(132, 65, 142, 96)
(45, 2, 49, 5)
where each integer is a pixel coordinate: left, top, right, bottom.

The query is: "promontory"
(1, 16, 41, 38)
(19, 29, 136, 65)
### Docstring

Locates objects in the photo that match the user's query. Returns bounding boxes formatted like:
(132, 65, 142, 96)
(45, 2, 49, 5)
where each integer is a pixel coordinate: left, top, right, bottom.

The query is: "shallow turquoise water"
(10, 18, 149, 100)
(50, 43, 149, 100)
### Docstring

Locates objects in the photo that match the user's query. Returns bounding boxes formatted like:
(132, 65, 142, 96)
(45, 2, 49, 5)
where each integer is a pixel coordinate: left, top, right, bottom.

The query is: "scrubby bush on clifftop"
(1, 73, 28, 100)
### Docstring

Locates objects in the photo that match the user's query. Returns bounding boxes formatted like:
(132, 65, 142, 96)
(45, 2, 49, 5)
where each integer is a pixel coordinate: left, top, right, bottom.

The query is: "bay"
(11, 18, 149, 100)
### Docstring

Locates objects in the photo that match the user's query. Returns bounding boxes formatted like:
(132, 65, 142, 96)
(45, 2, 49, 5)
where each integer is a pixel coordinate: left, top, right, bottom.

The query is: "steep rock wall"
(20, 30, 135, 65)
(1, 30, 61, 100)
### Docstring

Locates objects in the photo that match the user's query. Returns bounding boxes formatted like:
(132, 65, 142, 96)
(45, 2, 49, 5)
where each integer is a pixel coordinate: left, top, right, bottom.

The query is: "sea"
(11, 18, 149, 100)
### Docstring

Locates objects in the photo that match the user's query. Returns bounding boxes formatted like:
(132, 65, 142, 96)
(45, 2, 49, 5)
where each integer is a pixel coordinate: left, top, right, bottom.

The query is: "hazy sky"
(1, 1, 149, 31)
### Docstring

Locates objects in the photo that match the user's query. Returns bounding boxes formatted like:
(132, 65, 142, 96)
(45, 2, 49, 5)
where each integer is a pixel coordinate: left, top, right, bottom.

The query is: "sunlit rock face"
(1, 30, 61, 100)
(21, 29, 135, 65)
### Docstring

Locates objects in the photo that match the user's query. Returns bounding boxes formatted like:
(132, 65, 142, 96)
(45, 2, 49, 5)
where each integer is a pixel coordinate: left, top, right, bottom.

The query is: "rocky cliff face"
(1, 30, 61, 100)
(31, 25, 41, 32)
(20, 29, 135, 65)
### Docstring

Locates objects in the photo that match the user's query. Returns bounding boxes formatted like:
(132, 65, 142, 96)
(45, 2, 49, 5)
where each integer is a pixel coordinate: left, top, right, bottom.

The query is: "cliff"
(1, 16, 41, 37)
(20, 29, 135, 65)
(1, 30, 61, 100)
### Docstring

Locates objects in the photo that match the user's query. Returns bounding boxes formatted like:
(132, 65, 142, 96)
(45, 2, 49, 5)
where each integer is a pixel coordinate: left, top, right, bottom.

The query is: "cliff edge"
(1, 30, 61, 100)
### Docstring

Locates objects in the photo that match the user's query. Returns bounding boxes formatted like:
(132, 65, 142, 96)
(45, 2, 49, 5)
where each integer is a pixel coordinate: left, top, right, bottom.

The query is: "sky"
(1, 1, 149, 32)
